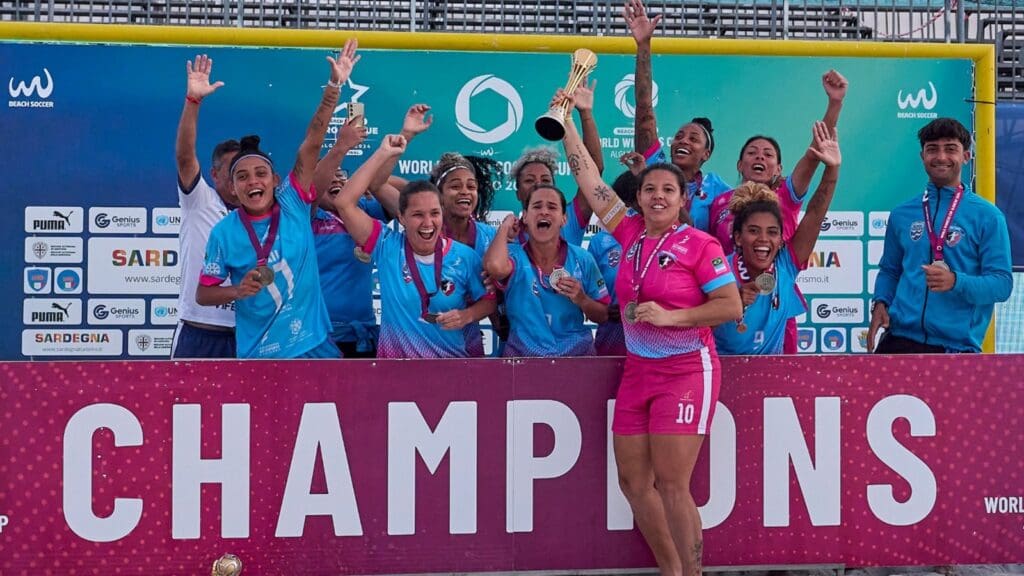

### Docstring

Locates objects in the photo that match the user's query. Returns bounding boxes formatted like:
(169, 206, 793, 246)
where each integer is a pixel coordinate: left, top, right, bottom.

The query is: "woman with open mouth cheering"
(332, 135, 497, 359)
(196, 40, 360, 359)
(483, 186, 610, 357)
(714, 122, 842, 355)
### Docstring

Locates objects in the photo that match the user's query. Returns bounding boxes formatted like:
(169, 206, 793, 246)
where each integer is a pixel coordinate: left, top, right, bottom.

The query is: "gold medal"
(736, 321, 748, 334)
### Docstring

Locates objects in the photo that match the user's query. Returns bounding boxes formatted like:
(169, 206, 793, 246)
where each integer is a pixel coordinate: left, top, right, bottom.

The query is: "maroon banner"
(0, 355, 1022, 575)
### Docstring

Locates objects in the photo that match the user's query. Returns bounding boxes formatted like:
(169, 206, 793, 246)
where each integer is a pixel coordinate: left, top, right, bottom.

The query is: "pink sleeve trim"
(362, 219, 384, 254)
(479, 292, 498, 301)
(596, 294, 612, 305)
(290, 172, 316, 204)
(200, 274, 225, 287)
(642, 141, 662, 162)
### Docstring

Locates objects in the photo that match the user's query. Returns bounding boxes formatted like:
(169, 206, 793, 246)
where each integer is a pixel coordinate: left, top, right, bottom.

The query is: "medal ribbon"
(922, 184, 964, 263)
(239, 203, 281, 267)
(630, 228, 674, 302)
(404, 236, 444, 319)
(525, 239, 569, 291)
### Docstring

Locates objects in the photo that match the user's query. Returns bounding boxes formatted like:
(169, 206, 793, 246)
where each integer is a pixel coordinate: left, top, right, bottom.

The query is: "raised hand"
(338, 116, 368, 150)
(622, 0, 662, 44)
(185, 54, 224, 101)
(327, 38, 361, 87)
(822, 69, 848, 102)
(574, 79, 597, 112)
(620, 151, 646, 175)
(380, 134, 408, 157)
(807, 121, 841, 167)
(401, 104, 434, 138)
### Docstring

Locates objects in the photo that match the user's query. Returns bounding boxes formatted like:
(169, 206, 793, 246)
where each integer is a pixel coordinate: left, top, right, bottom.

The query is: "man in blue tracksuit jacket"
(869, 118, 1012, 353)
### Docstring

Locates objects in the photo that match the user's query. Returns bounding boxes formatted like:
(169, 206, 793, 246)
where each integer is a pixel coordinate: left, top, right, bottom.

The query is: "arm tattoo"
(568, 152, 583, 176)
(593, 184, 612, 202)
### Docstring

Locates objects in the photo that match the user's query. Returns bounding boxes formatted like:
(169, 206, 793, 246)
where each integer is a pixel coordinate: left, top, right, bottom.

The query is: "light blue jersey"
(450, 219, 498, 357)
(644, 141, 731, 233)
(501, 241, 609, 357)
(713, 247, 806, 355)
(366, 220, 492, 358)
(312, 198, 387, 352)
(202, 173, 333, 359)
(587, 230, 626, 356)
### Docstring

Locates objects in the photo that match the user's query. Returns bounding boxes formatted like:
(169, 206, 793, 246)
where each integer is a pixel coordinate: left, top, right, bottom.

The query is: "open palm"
(185, 55, 224, 100)
(622, 0, 662, 44)
(327, 38, 361, 86)
(808, 121, 841, 167)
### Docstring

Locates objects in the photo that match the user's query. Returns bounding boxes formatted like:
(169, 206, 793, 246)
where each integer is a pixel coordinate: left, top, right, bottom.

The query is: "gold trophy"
(211, 554, 243, 576)
(535, 48, 598, 141)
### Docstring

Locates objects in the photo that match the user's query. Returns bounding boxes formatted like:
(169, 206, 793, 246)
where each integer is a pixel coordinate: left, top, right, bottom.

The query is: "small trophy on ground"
(535, 48, 598, 141)
(211, 554, 243, 576)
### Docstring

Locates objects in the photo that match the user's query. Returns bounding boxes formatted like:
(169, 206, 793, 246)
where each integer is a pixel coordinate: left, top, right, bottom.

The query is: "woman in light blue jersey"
(333, 135, 497, 359)
(484, 185, 609, 357)
(196, 40, 360, 359)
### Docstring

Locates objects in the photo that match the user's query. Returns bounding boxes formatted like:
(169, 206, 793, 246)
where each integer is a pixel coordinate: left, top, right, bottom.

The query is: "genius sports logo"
(455, 74, 523, 145)
(897, 81, 938, 119)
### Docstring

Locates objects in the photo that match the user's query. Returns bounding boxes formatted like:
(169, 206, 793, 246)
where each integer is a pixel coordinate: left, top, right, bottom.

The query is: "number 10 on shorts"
(676, 402, 695, 424)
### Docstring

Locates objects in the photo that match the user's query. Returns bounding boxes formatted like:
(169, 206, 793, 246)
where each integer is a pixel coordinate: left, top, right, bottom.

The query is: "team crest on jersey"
(909, 221, 925, 242)
(658, 251, 676, 269)
(945, 225, 965, 247)
(401, 263, 413, 283)
(716, 209, 730, 225)
(608, 248, 621, 268)
(440, 279, 456, 296)
(625, 241, 640, 262)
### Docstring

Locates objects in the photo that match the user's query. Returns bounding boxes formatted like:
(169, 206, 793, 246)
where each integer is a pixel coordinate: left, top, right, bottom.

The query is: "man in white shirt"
(171, 54, 239, 358)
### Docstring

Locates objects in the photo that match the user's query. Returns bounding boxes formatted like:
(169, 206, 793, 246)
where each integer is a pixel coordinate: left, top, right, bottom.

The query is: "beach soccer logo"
(455, 74, 523, 145)
(897, 81, 938, 119)
(8, 67, 54, 109)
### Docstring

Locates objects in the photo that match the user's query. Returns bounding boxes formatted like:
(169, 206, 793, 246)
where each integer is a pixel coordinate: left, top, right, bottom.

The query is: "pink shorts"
(612, 348, 721, 435)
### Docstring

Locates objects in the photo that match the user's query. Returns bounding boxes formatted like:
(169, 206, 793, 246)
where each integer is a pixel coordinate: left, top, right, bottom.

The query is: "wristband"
(185, 95, 201, 105)
(327, 78, 343, 89)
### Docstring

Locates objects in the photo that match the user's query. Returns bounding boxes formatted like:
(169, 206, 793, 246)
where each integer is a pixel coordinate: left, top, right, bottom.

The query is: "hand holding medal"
(235, 269, 263, 300)
(633, 301, 675, 327)
(921, 262, 956, 292)
(551, 269, 585, 303)
(434, 309, 470, 331)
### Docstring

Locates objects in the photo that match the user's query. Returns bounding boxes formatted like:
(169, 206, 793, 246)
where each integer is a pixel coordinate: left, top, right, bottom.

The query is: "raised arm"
(791, 70, 847, 196)
(484, 215, 520, 282)
(368, 104, 433, 192)
(791, 122, 841, 265)
(563, 114, 627, 232)
(333, 135, 407, 247)
(312, 114, 368, 211)
(175, 55, 224, 187)
(623, 0, 662, 155)
(293, 39, 359, 192)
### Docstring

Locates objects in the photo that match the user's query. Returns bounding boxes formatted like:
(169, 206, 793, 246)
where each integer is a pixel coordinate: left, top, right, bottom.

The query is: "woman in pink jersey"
(560, 92, 741, 576)
(708, 69, 848, 255)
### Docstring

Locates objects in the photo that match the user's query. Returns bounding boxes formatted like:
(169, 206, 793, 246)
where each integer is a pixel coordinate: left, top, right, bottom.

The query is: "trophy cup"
(211, 554, 243, 576)
(535, 48, 598, 141)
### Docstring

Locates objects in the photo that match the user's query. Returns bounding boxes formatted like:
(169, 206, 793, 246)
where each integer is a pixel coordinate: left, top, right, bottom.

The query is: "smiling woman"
(331, 134, 498, 359)
(194, 39, 362, 359)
